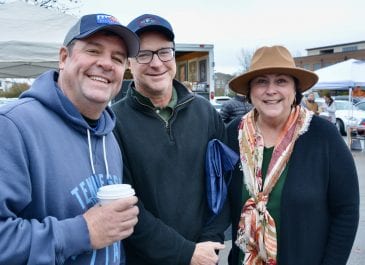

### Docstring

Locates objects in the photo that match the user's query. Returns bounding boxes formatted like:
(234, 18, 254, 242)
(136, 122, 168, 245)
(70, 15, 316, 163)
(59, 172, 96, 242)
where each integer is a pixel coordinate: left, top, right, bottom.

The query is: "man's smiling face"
(58, 31, 128, 117)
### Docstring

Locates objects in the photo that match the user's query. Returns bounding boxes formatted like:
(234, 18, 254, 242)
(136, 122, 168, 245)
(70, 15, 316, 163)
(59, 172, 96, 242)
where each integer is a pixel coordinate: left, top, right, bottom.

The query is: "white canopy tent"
(0, 1, 77, 78)
(313, 59, 365, 90)
(311, 59, 365, 133)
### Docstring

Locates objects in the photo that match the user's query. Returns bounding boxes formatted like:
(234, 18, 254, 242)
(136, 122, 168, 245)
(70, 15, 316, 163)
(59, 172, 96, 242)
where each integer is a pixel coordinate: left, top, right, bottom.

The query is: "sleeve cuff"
(55, 215, 91, 260)
(177, 240, 196, 265)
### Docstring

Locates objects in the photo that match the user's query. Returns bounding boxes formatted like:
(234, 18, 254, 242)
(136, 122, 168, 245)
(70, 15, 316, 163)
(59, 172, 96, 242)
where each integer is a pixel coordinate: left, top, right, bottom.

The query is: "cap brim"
(76, 25, 140, 57)
(229, 67, 318, 95)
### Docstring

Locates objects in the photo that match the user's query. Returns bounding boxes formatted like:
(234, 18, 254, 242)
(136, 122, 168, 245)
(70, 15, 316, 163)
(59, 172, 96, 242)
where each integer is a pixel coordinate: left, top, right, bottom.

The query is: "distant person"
(0, 14, 140, 264)
(322, 94, 336, 124)
(352, 86, 365, 97)
(112, 13, 229, 265)
(220, 93, 253, 123)
(302, 92, 319, 114)
(227, 45, 359, 265)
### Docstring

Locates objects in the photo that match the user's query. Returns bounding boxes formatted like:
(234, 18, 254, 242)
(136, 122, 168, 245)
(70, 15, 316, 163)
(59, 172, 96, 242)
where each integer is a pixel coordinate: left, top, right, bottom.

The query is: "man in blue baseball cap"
(112, 14, 229, 265)
(0, 14, 140, 265)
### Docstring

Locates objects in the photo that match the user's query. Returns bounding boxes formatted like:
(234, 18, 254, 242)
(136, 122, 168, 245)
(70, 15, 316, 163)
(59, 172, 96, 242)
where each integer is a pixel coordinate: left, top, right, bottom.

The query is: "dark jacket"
(220, 95, 252, 123)
(227, 115, 359, 265)
(112, 80, 229, 265)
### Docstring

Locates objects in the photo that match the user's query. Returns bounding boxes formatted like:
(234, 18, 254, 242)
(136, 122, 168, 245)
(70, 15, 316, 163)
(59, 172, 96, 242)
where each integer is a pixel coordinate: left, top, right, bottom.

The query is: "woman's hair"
(324, 94, 334, 106)
(246, 77, 302, 106)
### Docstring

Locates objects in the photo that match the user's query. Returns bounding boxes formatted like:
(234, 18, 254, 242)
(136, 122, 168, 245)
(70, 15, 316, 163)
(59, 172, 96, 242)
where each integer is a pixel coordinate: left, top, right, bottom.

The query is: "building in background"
(214, 72, 234, 97)
(294, 40, 365, 71)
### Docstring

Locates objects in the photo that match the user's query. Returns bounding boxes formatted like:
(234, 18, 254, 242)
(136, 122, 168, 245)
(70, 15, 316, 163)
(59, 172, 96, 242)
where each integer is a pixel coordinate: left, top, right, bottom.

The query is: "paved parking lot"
(219, 148, 365, 265)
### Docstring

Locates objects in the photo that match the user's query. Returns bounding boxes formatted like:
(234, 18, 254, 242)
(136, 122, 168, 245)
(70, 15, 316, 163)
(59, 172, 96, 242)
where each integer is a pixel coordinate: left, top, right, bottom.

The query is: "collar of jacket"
(126, 79, 195, 111)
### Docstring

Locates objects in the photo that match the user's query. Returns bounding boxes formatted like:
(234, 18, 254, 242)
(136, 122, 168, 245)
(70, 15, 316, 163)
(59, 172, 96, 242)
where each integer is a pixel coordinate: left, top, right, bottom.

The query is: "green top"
(131, 86, 177, 122)
(239, 146, 289, 263)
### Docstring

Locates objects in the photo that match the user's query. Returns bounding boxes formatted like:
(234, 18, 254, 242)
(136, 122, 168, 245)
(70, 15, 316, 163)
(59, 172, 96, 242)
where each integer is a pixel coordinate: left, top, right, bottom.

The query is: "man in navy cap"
(0, 14, 139, 264)
(112, 14, 229, 265)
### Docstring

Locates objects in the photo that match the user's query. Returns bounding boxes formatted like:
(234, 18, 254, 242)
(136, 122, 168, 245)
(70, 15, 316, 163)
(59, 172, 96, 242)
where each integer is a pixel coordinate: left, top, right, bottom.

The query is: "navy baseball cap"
(127, 14, 174, 41)
(63, 14, 140, 57)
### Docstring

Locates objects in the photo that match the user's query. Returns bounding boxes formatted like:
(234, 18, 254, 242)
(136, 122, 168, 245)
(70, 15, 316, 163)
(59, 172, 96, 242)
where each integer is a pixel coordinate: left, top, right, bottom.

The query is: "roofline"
(306, 40, 365, 51)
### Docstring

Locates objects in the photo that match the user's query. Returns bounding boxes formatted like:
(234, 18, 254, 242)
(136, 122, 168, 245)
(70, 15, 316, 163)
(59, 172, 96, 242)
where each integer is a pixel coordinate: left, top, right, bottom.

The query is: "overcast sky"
(77, 0, 364, 74)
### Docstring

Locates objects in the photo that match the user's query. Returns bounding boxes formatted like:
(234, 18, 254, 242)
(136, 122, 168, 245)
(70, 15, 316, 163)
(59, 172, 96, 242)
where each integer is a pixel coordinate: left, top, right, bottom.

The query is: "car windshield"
(335, 100, 360, 111)
(356, 101, 365, 111)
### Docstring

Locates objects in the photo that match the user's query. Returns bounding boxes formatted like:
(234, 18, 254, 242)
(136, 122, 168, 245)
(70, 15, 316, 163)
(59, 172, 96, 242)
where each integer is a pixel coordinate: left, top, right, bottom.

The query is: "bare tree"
(237, 48, 255, 74)
(1, 0, 81, 14)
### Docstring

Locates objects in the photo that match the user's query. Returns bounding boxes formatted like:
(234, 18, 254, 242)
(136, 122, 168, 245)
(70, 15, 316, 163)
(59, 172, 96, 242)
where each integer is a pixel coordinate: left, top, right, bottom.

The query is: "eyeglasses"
(135, 47, 175, 64)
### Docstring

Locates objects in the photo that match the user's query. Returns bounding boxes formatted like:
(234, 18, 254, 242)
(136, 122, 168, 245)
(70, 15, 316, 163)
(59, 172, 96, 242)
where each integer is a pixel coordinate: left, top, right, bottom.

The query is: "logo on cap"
(96, 14, 120, 25)
(139, 17, 158, 27)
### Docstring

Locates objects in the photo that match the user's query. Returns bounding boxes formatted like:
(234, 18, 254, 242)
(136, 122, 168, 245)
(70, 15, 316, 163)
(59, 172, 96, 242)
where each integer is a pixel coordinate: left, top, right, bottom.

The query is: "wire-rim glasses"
(135, 47, 175, 64)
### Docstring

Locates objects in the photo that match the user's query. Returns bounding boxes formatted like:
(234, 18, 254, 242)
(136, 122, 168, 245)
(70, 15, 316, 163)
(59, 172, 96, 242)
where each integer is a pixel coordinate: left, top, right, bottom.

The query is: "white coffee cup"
(97, 184, 135, 205)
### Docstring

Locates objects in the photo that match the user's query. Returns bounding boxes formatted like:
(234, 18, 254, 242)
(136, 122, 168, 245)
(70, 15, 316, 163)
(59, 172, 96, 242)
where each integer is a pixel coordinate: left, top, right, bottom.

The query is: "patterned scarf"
(236, 106, 312, 265)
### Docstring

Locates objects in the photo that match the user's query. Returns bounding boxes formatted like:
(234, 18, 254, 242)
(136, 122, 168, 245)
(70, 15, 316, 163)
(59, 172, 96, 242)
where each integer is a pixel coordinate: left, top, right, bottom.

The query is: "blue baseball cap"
(127, 14, 174, 41)
(63, 14, 140, 57)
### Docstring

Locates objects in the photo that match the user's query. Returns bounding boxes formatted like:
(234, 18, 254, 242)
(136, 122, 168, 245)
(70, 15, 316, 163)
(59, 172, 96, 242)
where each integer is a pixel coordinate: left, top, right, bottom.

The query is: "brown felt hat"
(229, 45, 318, 95)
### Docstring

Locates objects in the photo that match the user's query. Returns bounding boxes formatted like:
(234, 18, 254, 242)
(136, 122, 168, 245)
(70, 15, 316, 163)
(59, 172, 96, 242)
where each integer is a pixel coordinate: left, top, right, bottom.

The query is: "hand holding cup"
(83, 184, 139, 249)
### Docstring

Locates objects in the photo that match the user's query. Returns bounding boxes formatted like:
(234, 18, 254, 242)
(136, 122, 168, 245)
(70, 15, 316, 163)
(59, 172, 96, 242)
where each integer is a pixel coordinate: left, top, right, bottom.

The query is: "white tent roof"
(0, 1, 77, 78)
(313, 59, 365, 89)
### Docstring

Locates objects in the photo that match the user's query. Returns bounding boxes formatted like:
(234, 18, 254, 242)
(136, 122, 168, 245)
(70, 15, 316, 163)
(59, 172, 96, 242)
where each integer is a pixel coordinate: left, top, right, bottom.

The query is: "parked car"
(333, 95, 362, 104)
(355, 99, 365, 111)
(354, 100, 365, 135)
(211, 101, 223, 112)
(212, 96, 231, 104)
(211, 96, 231, 112)
(316, 98, 365, 135)
(356, 119, 365, 136)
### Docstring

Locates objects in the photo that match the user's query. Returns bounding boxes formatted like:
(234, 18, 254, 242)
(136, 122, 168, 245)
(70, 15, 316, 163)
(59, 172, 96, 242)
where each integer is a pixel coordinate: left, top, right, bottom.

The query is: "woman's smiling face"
(250, 73, 296, 123)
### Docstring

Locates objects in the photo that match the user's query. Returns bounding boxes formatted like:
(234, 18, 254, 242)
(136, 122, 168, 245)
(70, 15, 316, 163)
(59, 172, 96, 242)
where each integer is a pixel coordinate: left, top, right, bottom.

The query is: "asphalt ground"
(219, 141, 365, 265)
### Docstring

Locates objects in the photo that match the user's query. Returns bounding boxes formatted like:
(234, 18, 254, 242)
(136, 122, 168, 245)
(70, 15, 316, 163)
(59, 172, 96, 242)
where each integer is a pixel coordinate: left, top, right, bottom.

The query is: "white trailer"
(175, 43, 215, 101)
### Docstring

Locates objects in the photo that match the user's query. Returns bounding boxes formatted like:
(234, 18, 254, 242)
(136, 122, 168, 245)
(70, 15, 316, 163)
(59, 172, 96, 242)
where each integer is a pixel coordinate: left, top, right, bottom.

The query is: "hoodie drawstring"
(87, 129, 109, 177)
(102, 135, 110, 177)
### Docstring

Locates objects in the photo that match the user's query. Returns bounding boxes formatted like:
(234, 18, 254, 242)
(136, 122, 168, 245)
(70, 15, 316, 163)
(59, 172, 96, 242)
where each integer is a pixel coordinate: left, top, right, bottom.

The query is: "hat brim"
(75, 25, 140, 57)
(229, 67, 318, 95)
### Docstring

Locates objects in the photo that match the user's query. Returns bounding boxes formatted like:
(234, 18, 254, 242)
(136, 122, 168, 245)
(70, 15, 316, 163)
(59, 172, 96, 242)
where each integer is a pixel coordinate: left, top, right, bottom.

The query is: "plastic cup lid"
(97, 184, 135, 199)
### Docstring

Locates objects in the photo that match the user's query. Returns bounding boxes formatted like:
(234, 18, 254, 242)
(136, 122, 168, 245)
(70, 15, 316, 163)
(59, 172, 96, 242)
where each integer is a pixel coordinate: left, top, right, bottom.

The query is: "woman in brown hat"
(226, 46, 359, 265)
